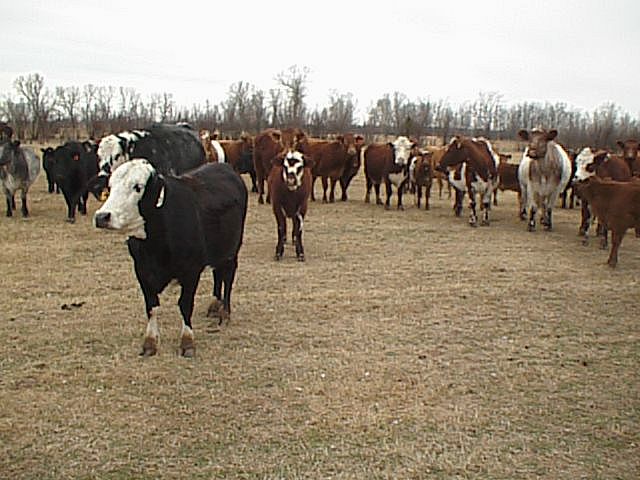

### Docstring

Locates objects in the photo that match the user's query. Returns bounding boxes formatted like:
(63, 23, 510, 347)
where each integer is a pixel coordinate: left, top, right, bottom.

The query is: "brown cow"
(616, 139, 640, 176)
(254, 127, 306, 204)
(338, 133, 364, 201)
(199, 129, 222, 163)
(364, 136, 417, 210)
(495, 155, 525, 219)
(268, 149, 313, 261)
(409, 151, 433, 210)
(219, 133, 257, 192)
(573, 147, 632, 247)
(299, 133, 361, 203)
(425, 146, 451, 199)
(573, 176, 640, 268)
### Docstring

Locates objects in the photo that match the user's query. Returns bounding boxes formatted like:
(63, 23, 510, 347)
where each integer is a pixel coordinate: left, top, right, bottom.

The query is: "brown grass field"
(1, 146, 639, 479)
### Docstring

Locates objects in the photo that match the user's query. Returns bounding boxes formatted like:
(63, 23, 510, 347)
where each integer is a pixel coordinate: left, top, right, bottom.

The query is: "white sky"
(2, 0, 639, 121)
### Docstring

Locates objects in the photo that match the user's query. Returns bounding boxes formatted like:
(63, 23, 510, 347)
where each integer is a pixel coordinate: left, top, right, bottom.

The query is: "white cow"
(517, 128, 572, 231)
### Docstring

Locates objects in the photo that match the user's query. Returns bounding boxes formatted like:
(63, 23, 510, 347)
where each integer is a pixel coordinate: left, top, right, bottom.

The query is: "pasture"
(1, 147, 639, 479)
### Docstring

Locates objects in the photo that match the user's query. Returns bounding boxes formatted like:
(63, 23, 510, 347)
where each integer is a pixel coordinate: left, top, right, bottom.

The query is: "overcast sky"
(2, 0, 639, 121)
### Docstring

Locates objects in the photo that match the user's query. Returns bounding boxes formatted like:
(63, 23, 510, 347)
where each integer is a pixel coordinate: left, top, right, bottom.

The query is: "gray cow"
(0, 140, 41, 217)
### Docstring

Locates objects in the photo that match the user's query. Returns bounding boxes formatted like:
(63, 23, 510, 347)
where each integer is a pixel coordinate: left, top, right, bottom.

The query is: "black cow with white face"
(89, 123, 206, 200)
(94, 159, 247, 357)
(51, 141, 99, 222)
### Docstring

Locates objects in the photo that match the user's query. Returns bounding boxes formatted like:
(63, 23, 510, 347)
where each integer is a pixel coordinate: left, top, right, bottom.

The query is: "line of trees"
(1, 68, 639, 149)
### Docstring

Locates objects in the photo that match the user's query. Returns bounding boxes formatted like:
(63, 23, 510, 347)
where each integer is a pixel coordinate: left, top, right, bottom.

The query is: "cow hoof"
(65, 217, 75, 224)
(258, 197, 264, 205)
(599, 241, 608, 250)
(140, 337, 157, 357)
(207, 299, 224, 318)
(582, 238, 589, 246)
(217, 307, 230, 326)
(528, 225, 535, 232)
(481, 220, 490, 226)
(297, 254, 305, 262)
(607, 260, 617, 269)
(397, 205, 404, 211)
(274, 254, 282, 261)
(180, 345, 195, 358)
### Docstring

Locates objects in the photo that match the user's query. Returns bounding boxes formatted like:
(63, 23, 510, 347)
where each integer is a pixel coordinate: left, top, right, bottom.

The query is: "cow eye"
(133, 184, 142, 193)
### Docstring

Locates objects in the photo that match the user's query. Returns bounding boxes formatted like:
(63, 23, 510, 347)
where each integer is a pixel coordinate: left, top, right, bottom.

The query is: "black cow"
(94, 159, 247, 357)
(41, 147, 60, 193)
(89, 123, 206, 200)
(51, 141, 99, 222)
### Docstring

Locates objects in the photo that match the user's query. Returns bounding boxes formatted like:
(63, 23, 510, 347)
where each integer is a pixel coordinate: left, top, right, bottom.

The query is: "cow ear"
(546, 130, 558, 141)
(355, 135, 364, 146)
(593, 150, 608, 165)
(617, 140, 625, 149)
(517, 129, 529, 141)
(387, 142, 394, 149)
(271, 152, 285, 168)
(336, 134, 344, 144)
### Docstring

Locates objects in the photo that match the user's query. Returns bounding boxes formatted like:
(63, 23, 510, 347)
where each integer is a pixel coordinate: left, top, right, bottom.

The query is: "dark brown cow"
(364, 136, 417, 210)
(573, 147, 632, 247)
(268, 149, 313, 261)
(436, 136, 499, 227)
(573, 176, 640, 268)
(616, 139, 640, 176)
(338, 134, 364, 201)
(409, 152, 433, 210)
(495, 155, 525, 219)
(219, 134, 257, 192)
(426, 146, 451, 199)
(492, 153, 513, 206)
(253, 127, 306, 204)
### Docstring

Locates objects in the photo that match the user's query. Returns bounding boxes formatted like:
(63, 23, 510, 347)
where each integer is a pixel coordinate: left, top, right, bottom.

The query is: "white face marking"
(211, 140, 226, 163)
(282, 150, 305, 190)
(392, 136, 414, 166)
(97, 134, 127, 173)
(93, 158, 154, 239)
(574, 147, 595, 182)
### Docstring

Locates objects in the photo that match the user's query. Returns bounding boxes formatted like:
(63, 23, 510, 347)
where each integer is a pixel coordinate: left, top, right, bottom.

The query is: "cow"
(495, 156, 525, 219)
(41, 146, 60, 193)
(408, 151, 433, 210)
(219, 133, 257, 193)
(517, 128, 572, 231)
(492, 153, 512, 206)
(50, 141, 99, 223)
(426, 146, 452, 199)
(560, 148, 578, 209)
(0, 122, 13, 143)
(89, 123, 205, 200)
(199, 129, 224, 163)
(436, 136, 499, 226)
(253, 127, 306, 204)
(268, 149, 313, 261)
(0, 140, 40, 217)
(573, 176, 640, 268)
(572, 147, 632, 247)
(338, 134, 364, 201)
(299, 133, 359, 203)
(93, 159, 247, 357)
(363, 136, 417, 210)
(616, 139, 640, 176)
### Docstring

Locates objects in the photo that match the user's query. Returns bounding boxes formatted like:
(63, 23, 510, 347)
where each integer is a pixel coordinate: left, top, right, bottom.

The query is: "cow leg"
(384, 180, 393, 210)
(607, 229, 625, 268)
(140, 291, 161, 357)
(468, 190, 478, 227)
(425, 184, 431, 210)
(177, 280, 198, 358)
(396, 182, 405, 211)
(528, 206, 537, 231)
(321, 177, 329, 203)
(374, 183, 383, 206)
(339, 177, 349, 202)
(249, 171, 258, 193)
(598, 223, 609, 250)
(329, 178, 337, 203)
(543, 207, 553, 231)
(437, 178, 443, 198)
(293, 212, 305, 261)
(454, 189, 463, 217)
(257, 172, 265, 204)
(20, 191, 29, 217)
(481, 200, 491, 226)
(274, 208, 286, 260)
(364, 177, 372, 203)
(79, 192, 88, 215)
(5, 190, 13, 217)
(416, 185, 422, 208)
(62, 190, 78, 223)
(493, 190, 498, 207)
(579, 201, 591, 243)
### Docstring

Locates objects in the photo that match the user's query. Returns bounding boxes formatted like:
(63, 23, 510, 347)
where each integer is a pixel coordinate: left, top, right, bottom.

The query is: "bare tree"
(55, 86, 81, 138)
(327, 91, 356, 132)
(276, 65, 309, 127)
(13, 73, 55, 140)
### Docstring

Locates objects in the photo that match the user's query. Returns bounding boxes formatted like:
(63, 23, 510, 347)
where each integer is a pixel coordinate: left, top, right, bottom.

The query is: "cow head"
(518, 128, 558, 159)
(0, 140, 22, 167)
(389, 136, 416, 166)
(93, 159, 164, 239)
(572, 147, 609, 184)
(273, 150, 310, 191)
(616, 139, 639, 167)
(436, 136, 467, 173)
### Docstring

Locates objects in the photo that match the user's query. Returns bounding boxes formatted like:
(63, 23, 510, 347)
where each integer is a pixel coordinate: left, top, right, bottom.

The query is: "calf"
(94, 160, 247, 357)
(409, 151, 433, 210)
(41, 147, 60, 193)
(338, 134, 364, 201)
(560, 149, 578, 209)
(268, 149, 313, 261)
(496, 157, 525, 219)
(572, 147, 632, 247)
(573, 177, 640, 268)
(51, 141, 99, 223)
(219, 134, 257, 193)
(364, 136, 417, 210)
(0, 140, 40, 217)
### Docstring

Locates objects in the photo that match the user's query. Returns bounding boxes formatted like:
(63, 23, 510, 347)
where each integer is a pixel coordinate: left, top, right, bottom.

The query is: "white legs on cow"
(142, 310, 160, 357)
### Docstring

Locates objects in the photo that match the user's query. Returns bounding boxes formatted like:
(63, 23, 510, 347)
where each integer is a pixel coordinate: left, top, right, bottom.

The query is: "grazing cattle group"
(3, 120, 640, 355)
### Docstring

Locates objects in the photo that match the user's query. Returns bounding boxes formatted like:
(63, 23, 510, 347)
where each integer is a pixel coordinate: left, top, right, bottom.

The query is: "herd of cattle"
(1, 120, 639, 356)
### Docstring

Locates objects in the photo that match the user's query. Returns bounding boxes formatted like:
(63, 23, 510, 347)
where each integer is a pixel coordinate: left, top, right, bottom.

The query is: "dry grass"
(1, 147, 639, 479)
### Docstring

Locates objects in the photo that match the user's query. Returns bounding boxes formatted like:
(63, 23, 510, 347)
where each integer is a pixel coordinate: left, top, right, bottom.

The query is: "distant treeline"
(2, 70, 639, 149)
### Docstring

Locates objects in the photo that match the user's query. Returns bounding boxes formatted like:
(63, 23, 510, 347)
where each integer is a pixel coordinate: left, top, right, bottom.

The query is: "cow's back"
(131, 124, 205, 175)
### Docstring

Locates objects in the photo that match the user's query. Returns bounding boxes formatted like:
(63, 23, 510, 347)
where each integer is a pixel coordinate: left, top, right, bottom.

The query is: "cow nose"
(94, 211, 111, 229)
